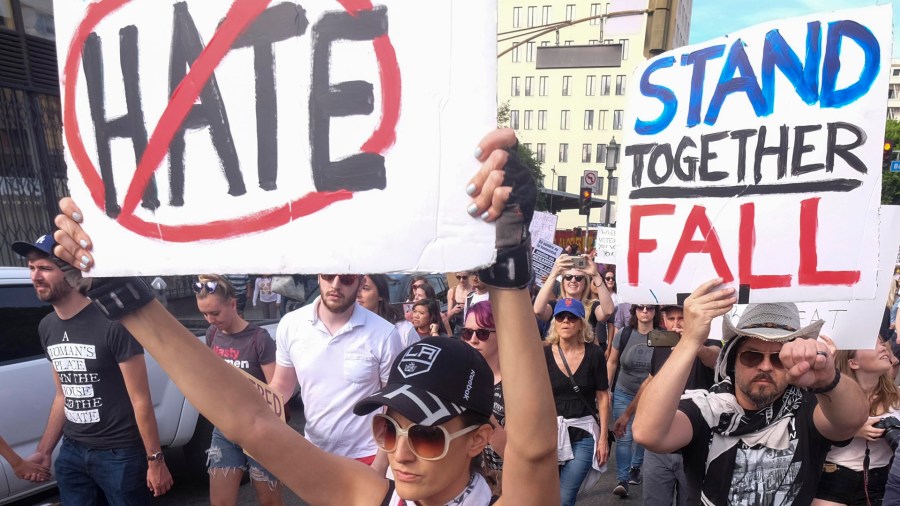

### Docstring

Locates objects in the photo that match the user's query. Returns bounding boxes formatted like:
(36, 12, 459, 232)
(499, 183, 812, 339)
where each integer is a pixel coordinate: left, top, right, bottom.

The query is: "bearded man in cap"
(634, 279, 868, 506)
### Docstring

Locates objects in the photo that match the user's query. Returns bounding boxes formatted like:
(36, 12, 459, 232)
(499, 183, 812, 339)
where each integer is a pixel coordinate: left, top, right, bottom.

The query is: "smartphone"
(571, 256, 587, 269)
(648, 329, 681, 347)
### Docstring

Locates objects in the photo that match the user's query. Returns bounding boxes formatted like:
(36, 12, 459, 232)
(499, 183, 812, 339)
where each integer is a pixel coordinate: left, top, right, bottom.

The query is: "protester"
(194, 274, 283, 506)
(464, 272, 491, 322)
(411, 299, 450, 338)
(12, 234, 173, 503)
(357, 274, 420, 348)
(412, 282, 437, 303)
(252, 275, 282, 319)
(0, 435, 50, 482)
(544, 298, 610, 506)
(448, 272, 473, 335)
(814, 339, 900, 506)
(606, 303, 657, 497)
(406, 276, 429, 302)
(634, 279, 869, 506)
(223, 274, 251, 317)
(50, 128, 560, 505)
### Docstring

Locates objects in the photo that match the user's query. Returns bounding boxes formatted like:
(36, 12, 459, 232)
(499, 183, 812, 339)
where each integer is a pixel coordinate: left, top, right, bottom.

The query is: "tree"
(497, 100, 510, 128)
(885, 119, 900, 205)
(497, 102, 547, 211)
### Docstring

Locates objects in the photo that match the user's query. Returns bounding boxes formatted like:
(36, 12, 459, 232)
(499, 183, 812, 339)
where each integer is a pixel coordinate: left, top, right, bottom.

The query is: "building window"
(513, 6, 521, 28)
(590, 3, 601, 24)
(582, 143, 592, 163)
(584, 110, 594, 130)
(524, 110, 533, 130)
(894, 69, 900, 77)
(598, 109, 607, 130)
(566, 4, 575, 21)
(512, 44, 520, 62)
(565, 40, 573, 46)
(586, 75, 596, 96)
(596, 143, 607, 163)
(526, 42, 535, 62)
(542, 5, 552, 25)
(558, 175, 567, 192)
(620, 39, 629, 60)
(527, 6, 536, 27)
(616, 75, 626, 95)
(600, 75, 610, 95)
(525, 76, 533, 96)
(541, 40, 550, 46)
(539, 76, 548, 96)
(536, 143, 546, 163)
(613, 109, 623, 130)
(510, 110, 519, 129)
(562, 76, 571, 96)
(538, 110, 547, 130)
(604, 38, 614, 44)
(560, 109, 570, 130)
(589, 39, 598, 45)
(559, 144, 569, 163)
(511, 77, 520, 96)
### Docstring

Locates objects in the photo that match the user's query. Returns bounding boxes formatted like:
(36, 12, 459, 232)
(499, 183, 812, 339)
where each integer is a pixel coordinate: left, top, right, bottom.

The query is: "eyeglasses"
(634, 305, 655, 312)
(738, 350, 784, 369)
(604, 276, 615, 281)
(554, 312, 581, 323)
(456, 275, 468, 281)
(371, 414, 480, 461)
(192, 281, 218, 294)
(321, 274, 360, 286)
(563, 275, 585, 282)
(461, 328, 494, 342)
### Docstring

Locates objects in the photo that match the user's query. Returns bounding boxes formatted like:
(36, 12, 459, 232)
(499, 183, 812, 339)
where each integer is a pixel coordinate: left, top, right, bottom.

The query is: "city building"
(889, 59, 900, 122)
(497, 0, 692, 230)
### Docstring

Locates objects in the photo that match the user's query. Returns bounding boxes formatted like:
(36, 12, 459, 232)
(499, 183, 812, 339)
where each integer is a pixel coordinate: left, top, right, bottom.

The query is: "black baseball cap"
(12, 233, 56, 259)
(354, 337, 493, 426)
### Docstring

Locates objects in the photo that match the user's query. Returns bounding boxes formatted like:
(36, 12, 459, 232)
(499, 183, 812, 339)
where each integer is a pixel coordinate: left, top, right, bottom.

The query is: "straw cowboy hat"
(722, 302, 824, 343)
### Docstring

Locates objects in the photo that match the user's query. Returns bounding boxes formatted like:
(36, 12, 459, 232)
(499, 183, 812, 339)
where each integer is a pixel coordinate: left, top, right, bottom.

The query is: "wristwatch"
(147, 451, 164, 462)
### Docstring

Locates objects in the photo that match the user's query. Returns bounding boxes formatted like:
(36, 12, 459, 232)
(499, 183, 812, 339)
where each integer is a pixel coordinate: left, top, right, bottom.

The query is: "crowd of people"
(4, 128, 900, 506)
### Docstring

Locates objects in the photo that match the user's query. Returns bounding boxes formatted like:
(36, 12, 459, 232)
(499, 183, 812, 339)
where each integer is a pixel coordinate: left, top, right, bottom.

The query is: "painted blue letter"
(760, 22, 821, 115)
(821, 20, 880, 108)
(635, 56, 677, 135)
(681, 45, 725, 127)
(705, 39, 767, 126)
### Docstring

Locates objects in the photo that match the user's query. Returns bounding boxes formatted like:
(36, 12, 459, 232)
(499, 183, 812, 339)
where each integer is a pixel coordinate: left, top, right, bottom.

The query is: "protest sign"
(530, 211, 559, 246)
(53, 0, 496, 275)
(594, 226, 616, 265)
(533, 239, 563, 287)
(617, 6, 889, 304)
(708, 206, 900, 350)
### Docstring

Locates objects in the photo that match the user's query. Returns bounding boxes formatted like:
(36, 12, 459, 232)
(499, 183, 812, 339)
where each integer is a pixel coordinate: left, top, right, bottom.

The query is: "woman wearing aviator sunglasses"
(543, 298, 610, 506)
(50, 128, 559, 505)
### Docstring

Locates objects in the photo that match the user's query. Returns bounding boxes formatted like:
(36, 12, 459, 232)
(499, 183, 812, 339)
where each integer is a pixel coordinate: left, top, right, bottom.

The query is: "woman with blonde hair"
(543, 298, 610, 506)
(533, 255, 614, 347)
(814, 338, 900, 506)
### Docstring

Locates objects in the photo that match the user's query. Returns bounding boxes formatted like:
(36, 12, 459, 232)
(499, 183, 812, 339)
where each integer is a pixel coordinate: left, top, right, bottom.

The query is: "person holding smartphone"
(533, 254, 614, 346)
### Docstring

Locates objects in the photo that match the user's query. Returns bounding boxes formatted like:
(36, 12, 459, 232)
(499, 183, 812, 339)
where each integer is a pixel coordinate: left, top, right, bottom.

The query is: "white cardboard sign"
(529, 211, 559, 247)
(53, 0, 496, 275)
(709, 206, 900, 350)
(533, 239, 563, 288)
(617, 6, 890, 304)
(594, 226, 616, 265)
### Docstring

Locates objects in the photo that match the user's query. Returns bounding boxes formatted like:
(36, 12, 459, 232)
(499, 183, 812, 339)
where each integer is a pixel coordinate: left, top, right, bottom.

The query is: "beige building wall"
(889, 59, 900, 121)
(497, 0, 691, 231)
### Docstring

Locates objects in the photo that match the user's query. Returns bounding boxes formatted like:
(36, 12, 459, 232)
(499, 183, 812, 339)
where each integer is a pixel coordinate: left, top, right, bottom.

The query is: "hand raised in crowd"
(53, 197, 92, 270)
(551, 254, 575, 275)
(780, 337, 836, 389)
(857, 416, 886, 441)
(682, 278, 736, 346)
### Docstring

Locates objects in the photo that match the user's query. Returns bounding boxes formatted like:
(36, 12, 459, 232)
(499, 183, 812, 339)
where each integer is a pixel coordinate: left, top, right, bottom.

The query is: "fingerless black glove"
(87, 277, 155, 320)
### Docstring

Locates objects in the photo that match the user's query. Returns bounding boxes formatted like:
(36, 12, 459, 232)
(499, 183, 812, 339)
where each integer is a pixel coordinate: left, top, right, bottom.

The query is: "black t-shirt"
(545, 343, 608, 442)
(649, 339, 721, 391)
(483, 382, 505, 471)
(39, 304, 144, 449)
(678, 391, 838, 506)
(587, 300, 609, 349)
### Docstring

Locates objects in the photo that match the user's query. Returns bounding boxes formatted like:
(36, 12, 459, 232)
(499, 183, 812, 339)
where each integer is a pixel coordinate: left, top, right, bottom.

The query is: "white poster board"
(53, 0, 496, 275)
(617, 6, 889, 304)
(533, 239, 563, 288)
(529, 211, 559, 246)
(709, 206, 900, 350)
(594, 226, 616, 265)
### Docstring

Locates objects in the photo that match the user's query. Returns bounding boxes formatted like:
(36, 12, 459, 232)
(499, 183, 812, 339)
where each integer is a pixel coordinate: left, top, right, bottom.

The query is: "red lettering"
(664, 205, 733, 283)
(738, 203, 792, 288)
(628, 204, 676, 285)
(798, 197, 860, 286)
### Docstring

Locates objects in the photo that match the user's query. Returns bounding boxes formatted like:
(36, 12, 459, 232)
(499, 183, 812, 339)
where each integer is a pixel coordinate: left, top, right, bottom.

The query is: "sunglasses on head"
(321, 274, 360, 286)
(634, 305, 655, 312)
(563, 274, 585, 282)
(554, 312, 580, 323)
(738, 350, 784, 369)
(460, 328, 494, 342)
(371, 413, 479, 461)
(192, 281, 218, 294)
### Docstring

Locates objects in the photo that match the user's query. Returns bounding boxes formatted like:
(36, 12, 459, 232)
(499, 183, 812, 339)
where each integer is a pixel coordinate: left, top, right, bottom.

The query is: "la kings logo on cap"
(398, 343, 441, 379)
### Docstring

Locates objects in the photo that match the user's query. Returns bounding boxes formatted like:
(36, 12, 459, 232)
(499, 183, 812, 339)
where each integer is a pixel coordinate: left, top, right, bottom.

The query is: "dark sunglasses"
(321, 274, 360, 286)
(634, 305, 655, 312)
(192, 281, 218, 294)
(554, 312, 580, 323)
(738, 350, 784, 370)
(371, 414, 479, 461)
(604, 276, 615, 281)
(460, 328, 494, 342)
(563, 274, 585, 282)
(456, 275, 469, 281)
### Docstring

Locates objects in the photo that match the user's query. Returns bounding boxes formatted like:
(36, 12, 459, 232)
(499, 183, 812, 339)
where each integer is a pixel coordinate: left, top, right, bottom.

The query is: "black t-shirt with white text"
(39, 304, 144, 449)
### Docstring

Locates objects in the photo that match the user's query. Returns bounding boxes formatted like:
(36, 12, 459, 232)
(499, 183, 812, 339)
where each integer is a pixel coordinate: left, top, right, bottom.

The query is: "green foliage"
(516, 143, 548, 211)
(885, 119, 900, 205)
(497, 101, 510, 128)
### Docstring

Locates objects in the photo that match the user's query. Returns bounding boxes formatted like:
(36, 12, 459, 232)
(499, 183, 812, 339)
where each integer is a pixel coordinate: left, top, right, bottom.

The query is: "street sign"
(583, 169, 599, 193)
(891, 161, 900, 173)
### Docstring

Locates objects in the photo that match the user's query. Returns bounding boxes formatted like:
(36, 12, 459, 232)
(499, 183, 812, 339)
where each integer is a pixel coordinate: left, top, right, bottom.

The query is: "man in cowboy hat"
(633, 279, 868, 506)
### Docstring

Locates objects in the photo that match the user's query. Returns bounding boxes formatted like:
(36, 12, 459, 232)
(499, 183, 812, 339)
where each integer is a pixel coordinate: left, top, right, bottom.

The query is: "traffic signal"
(885, 140, 894, 167)
(579, 187, 592, 215)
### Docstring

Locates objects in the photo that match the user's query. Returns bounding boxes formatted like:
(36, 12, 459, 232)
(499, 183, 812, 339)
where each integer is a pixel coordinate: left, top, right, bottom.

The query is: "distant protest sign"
(53, 0, 496, 275)
(530, 211, 558, 246)
(533, 239, 563, 288)
(594, 226, 615, 265)
(617, 6, 889, 304)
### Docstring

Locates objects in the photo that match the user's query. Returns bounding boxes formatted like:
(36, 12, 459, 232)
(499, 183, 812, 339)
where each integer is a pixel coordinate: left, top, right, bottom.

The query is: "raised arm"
(582, 256, 614, 319)
(532, 255, 572, 321)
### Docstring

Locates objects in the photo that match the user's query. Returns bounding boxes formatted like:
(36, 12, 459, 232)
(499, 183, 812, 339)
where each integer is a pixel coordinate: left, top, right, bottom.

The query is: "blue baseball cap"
(12, 233, 56, 258)
(553, 298, 585, 319)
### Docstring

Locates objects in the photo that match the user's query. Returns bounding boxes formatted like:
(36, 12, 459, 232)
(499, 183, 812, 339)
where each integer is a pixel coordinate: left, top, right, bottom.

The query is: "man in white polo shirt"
(269, 274, 403, 472)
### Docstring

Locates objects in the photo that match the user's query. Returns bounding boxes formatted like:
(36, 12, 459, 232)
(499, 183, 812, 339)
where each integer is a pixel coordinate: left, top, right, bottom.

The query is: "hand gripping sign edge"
(62, 0, 401, 242)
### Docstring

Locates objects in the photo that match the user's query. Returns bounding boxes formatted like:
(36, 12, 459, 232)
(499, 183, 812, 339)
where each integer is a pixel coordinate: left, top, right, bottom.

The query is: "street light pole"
(605, 138, 619, 226)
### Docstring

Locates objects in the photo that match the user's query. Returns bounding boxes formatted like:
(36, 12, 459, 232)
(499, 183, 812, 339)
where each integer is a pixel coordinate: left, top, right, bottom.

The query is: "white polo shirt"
(275, 298, 403, 458)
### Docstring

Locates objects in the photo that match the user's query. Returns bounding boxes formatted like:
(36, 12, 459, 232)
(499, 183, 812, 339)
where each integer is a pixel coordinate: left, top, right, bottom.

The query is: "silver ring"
(816, 351, 828, 357)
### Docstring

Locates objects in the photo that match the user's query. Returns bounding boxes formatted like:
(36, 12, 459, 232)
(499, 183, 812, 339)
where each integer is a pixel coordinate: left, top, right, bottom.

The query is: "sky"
(689, 0, 899, 58)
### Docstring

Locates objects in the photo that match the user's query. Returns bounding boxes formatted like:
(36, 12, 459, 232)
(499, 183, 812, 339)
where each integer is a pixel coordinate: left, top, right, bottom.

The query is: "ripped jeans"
(208, 428, 279, 487)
